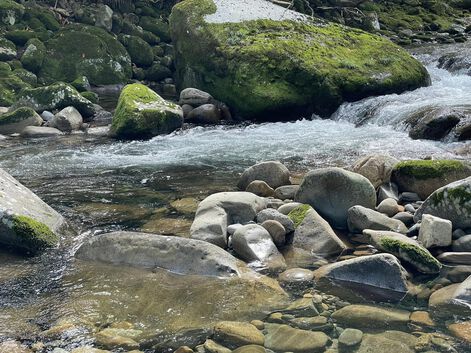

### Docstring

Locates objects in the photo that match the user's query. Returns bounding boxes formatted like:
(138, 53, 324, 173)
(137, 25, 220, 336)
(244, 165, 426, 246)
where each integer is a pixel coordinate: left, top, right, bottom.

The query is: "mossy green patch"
(39, 24, 132, 85)
(11, 215, 58, 254)
(288, 204, 312, 228)
(20, 38, 46, 73)
(380, 237, 442, 273)
(394, 160, 469, 180)
(0, 37, 16, 61)
(0, 0, 24, 26)
(120, 34, 154, 68)
(13, 68, 37, 85)
(111, 83, 183, 140)
(431, 183, 471, 213)
(0, 73, 30, 106)
(80, 91, 99, 104)
(0, 107, 37, 125)
(170, 0, 430, 120)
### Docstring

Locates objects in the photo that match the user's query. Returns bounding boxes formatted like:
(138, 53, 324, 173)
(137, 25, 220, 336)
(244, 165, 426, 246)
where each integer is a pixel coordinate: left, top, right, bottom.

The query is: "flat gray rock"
(76, 231, 246, 278)
(347, 205, 408, 234)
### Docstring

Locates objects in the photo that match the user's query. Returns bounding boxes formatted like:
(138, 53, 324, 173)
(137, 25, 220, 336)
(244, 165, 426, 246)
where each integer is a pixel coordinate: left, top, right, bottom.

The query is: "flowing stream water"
(0, 43, 470, 349)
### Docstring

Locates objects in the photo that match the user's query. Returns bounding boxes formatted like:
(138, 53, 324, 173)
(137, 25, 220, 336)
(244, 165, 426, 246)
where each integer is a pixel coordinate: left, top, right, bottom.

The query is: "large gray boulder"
(364, 230, 442, 274)
(352, 154, 399, 188)
(429, 275, 471, 319)
(190, 192, 267, 247)
(295, 168, 376, 229)
(347, 205, 408, 234)
(232, 224, 287, 272)
(238, 161, 290, 190)
(414, 177, 471, 229)
(76, 231, 246, 277)
(0, 168, 65, 254)
(288, 205, 346, 257)
(313, 254, 410, 303)
(49, 106, 83, 133)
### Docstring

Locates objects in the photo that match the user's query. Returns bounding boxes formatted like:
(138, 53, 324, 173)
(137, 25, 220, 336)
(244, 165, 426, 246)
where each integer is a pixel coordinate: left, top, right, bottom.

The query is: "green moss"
(431, 183, 471, 213)
(394, 160, 468, 180)
(380, 237, 442, 273)
(170, 0, 429, 120)
(0, 61, 11, 75)
(120, 34, 154, 68)
(39, 25, 132, 85)
(11, 215, 58, 254)
(0, 0, 24, 26)
(288, 204, 312, 228)
(71, 76, 90, 92)
(0, 37, 16, 61)
(20, 38, 46, 73)
(80, 91, 99, 104)
(140, 16, 171, 42)
(13, 68, 37, 85)
(111, 83, 183, 139)
(0, 107, 37, 125)
(0, 73, 30, 106)
(5, 30, 46, 46)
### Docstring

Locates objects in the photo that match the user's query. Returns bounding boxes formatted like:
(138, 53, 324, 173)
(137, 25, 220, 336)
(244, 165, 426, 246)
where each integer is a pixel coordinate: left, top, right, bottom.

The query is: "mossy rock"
(0, 0, 24, 26)
(71, 76, 91, 92)
(364, 230, 442, 274)
(13, 68, 37, 85)
(169, 0, 430, 120)
(392, 159, 471, 199)
(80, 91, 99, 104)
(145, 62, 172, 81)
(0, 61, 11, 75)
(0, 107, 42, 134)
(0, 72, 30, 106)
(288, 204, 312, 228)
(120, 34, 154, 68)
(415, 177, 471, 229)
(140, 16, 171, 42)
(5, 30, 47, 46)
(111, 83, 183, 140)
(0, 36, 16, 61)
(39, 25, 132, 85)
(13, 83, 96, 118)
(20, 38, 46, 73)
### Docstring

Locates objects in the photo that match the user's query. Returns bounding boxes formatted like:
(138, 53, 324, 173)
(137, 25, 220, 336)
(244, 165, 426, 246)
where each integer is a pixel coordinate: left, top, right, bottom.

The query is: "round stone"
(339, 328, 363, 347)
(278, 268, 314, 291)
(261, 220, 286, 247)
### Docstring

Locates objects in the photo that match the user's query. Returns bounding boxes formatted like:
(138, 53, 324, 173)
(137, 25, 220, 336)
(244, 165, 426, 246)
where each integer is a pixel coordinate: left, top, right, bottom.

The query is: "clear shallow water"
(0, 43, 470, 347)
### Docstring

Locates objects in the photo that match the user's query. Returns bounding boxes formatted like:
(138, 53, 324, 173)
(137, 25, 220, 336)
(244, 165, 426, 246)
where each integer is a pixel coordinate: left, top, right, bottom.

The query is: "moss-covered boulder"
(111, 83, 183, 140)
(392, 160, 471, 200)
(39, 25, 132, 85)
(0, 36, 16, 61)
(0, 107, 42, 134)
(169, 0, 430, 120)
(13, 68, 37, 85)
(20, 38, 46, 73)
(120, 34, 154, 68)
(0, 71, 31, 106)
(364, 229, 442, 274)
(0, 0, 24, 26)
(13, 83, 96, 118)
(415, 177, 471, 229)
(140, 16, 171, 42)
(0, 168, 66, 255)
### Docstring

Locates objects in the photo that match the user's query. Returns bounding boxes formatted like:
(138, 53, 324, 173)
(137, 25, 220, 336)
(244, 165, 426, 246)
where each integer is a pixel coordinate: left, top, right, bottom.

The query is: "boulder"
(21, 126, 63, 138)
(190, 192, 267, 247)
(76, 231, 248, 278)
(238, 161, 290, 190)
(376, 198, 402, 217)
(263, 324, 330, 353)
(0, 0, 24, 26)
(352, 154, 399, 188)
(232, 224, 287, 272)
(295, 167, 376, 229)
(49, 106, 83, 133)
(277, 202, 302, 215)
(169, 0, 429, 120)
(288, 205, 346, 257)
(20, 38, 46, 73)
(39, 25, 132, 85)
(0, 37, 16, 61)
(95, 4, 113, 31)
(179, 88, 213, 106)
(429, 275, 471, 319)
(186, 104, 222, 124)
(391, 160, 471, 200)
(313, 254, 410, 303)
(0, 107, 43, 135)
(261, 220, 286, 248)
(120, 35, 154, 68)
(407, 107, 462, 141)
(213, 321, 264, 349)
(110, 83, 183, 140)
(339, 328, 363, 350)
(13, 83, 96, 118)
(415, 177, 471, 229)
(256, 208, 294, 234)
(0, 168, 65, 254)
(246, 180, 275, 197)
(331, 305, 410, 330)
(437, 252, 471, 265)
(274, 185, 299, 200)
(417, 214, 452, 249)
(347, 205, 408, 234)
(278, 268, 314, 291)
(364, 230, 442, 274)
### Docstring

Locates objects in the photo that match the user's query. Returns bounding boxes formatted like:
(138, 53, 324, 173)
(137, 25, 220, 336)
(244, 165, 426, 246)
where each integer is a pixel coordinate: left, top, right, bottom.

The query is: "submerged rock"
(364, 230, 442, 274)
(75, 231, 247, 277)
(0, 107, 42, 134)
(331, 305, 410, 330)
(295, 168, 376, 229)
(110, 83, 183, 140)
(263, 323, 330, 353)
(169, 0, 429, 120)
(314, 253, 410, 303)
(0, 168, 65, 254)
(415, 177, 471, 229)
(429, 275, 471, 319)
(190, 192, 267, 247)
(213, 321, 264, 349)
(392, 159, 471, 200)
(20, 126, 63, 138)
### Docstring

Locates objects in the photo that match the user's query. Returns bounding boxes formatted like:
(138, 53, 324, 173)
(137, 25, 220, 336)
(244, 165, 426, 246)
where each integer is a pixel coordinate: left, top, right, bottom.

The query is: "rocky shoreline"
(1, 155, 471, 352)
